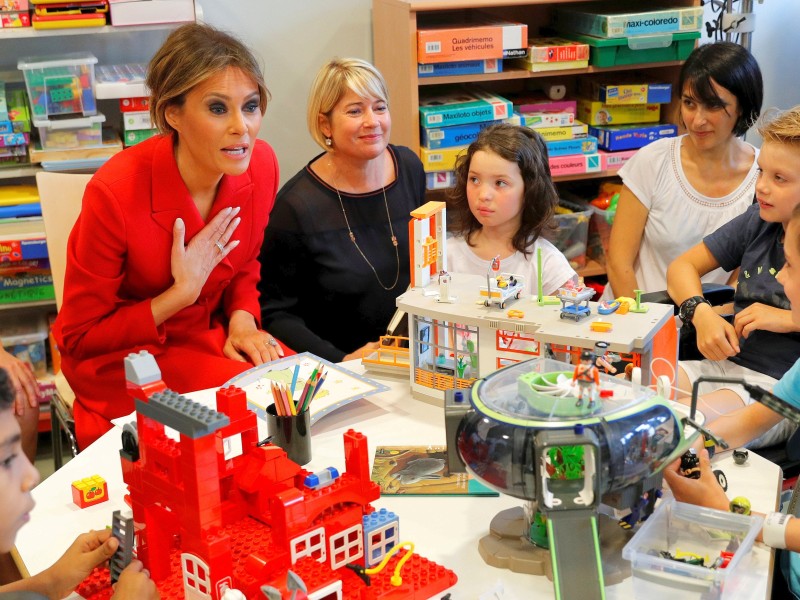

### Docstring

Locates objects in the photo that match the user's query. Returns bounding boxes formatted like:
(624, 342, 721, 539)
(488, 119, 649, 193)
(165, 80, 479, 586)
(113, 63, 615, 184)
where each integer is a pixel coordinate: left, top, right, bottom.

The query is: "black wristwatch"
(679, 295, 712, 324)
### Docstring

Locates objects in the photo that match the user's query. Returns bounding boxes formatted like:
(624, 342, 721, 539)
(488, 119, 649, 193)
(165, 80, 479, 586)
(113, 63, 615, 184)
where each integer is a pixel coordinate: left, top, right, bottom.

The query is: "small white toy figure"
(437, 269, 456, 303)
(573, 349, 600, 408)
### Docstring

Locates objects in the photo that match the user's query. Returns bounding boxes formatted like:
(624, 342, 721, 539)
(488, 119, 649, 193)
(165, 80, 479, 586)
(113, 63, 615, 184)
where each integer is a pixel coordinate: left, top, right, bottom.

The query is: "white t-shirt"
(602, 135, 757, 300)
(447, 235, 577, 296)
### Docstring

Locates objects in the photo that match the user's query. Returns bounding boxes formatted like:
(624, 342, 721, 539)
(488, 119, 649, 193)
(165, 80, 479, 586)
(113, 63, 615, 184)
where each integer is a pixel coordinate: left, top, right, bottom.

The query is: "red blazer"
(54, 134, 278, 447)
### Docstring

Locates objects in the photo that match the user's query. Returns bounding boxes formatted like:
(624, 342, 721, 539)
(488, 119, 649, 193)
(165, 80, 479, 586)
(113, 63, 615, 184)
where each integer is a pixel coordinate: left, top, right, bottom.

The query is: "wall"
(702, 0, 800, 144)
(201, 0, 373, 185)
(201, 0, 799, 184)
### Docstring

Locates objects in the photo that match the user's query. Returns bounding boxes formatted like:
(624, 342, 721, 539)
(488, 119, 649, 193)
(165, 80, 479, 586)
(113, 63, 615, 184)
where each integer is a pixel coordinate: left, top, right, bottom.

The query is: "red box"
(119, 96, 149, 112)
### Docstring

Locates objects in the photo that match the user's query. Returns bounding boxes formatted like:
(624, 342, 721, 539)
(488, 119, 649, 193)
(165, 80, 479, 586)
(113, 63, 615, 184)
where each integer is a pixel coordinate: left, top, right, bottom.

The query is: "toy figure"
(593, 341, 618, 374)
(729, 496, 751, 515)
(573, 350, 600, 408)
(437, 269, 456, 303)
(733, 448, 749, 465)
(680, 448, 701, 479)
(618, 488, 662, 530)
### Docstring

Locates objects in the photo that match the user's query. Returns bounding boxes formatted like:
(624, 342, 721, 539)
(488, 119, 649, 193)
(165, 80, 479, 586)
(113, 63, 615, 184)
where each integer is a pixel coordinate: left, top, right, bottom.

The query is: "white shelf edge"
(0, 166, 41, 180)
(0, 22, 185, 40)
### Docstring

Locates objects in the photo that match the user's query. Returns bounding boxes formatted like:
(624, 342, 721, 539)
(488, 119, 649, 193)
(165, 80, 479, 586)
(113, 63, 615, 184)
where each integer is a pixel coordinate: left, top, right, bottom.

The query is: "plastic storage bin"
(622, 499, 763, 600)
(561, 31, 701, 68)
(0, 312, 48, 378)
(546, 208, 592, 269)
(17, 52, 98, 118)
(587, 206, 614, 266)
(34, 113, 105, 150)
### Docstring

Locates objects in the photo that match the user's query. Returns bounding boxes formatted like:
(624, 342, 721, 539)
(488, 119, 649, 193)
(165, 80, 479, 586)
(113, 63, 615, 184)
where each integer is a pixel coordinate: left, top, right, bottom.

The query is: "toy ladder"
(110, 510, 134, 583)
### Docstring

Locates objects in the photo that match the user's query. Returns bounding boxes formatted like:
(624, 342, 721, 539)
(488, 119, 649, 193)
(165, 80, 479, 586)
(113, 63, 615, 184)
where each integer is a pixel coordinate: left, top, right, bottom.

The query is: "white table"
(16, 363, 781, 599)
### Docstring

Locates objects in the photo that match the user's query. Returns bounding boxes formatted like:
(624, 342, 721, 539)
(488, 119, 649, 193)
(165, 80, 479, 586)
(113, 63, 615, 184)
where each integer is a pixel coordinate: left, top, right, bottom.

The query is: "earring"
(325, 137, 332, 147)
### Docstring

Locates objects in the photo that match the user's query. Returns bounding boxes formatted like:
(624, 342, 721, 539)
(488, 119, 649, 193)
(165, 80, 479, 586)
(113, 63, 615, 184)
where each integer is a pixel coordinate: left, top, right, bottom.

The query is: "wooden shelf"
(577, 259, 605, 278)
(419, 61, 684, 86)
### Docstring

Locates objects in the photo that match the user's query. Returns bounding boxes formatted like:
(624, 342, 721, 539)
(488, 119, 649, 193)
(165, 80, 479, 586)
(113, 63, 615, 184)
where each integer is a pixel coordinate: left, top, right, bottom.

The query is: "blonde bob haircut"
(307, 58, 389, 150)
(146, 23, 270, 135)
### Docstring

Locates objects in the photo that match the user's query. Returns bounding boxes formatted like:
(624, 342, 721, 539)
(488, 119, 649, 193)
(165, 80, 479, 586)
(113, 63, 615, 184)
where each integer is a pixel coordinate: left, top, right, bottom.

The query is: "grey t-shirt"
(704, 204, 800, 379)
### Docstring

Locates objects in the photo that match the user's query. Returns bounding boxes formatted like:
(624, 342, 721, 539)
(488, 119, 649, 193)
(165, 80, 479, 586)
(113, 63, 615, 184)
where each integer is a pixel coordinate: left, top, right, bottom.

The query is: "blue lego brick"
(363, 508, 400, 567)
(124, 350, 162, 385)
(303, 466, 340, 490)
(136, 390, 230, 438)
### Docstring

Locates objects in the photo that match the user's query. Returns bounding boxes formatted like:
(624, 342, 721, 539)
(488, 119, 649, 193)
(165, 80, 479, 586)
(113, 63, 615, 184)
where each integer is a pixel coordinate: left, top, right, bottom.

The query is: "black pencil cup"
(266, 404, 312, 466)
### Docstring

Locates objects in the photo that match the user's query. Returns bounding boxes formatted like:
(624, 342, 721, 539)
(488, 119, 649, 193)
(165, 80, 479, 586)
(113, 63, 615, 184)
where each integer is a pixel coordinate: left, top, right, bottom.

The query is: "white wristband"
(763, 512, 792, 549)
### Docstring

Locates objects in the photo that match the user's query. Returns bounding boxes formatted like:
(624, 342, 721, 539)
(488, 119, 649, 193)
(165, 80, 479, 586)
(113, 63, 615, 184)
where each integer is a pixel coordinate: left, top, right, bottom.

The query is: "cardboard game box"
(589, 122, 677, 151)
(417, 14, 527, 63)
(419, 88, 512, 128)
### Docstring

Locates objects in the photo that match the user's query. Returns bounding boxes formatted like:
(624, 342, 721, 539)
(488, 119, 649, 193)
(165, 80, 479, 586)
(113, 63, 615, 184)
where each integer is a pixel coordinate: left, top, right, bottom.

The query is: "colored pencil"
(290, 364, 300, 397)
(270, 381, 283, 416)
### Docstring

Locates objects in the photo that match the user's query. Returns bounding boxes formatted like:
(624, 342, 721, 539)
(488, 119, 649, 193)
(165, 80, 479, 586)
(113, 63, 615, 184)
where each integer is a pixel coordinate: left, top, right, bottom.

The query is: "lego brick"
(124, 349, 162, 385)
(71, 474, 109, 508)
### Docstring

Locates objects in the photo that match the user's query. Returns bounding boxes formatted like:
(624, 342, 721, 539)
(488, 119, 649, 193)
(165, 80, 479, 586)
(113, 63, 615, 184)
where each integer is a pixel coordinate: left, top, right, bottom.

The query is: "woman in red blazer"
(54, 24, 288, 449)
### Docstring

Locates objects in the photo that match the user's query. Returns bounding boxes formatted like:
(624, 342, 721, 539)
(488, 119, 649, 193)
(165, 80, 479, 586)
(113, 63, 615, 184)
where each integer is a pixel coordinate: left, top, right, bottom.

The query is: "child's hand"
(43, 529, 119, 599)
(111, 559, 160, 599)
(734, 302, 798, 338)
(693, 306, 740, 360)
(663, 448, 729, 512)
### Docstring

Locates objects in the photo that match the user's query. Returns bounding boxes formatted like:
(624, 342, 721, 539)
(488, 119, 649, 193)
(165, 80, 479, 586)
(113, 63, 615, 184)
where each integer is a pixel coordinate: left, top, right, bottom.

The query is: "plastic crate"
(546, 208, 592, 269)
(33, 113, 105, 150)
(0, 312, 48, 378)
(17, 52, 98, 119)
(562, 31, 701, 68)
(587, 206, 614, 266)
(622, 499, 762, 600)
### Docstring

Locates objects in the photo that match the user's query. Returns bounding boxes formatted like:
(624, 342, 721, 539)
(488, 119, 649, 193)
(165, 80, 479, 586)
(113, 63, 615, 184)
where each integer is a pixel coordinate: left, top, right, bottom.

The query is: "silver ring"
(267, 337, 278, 347)
(215, 240, 225, 252)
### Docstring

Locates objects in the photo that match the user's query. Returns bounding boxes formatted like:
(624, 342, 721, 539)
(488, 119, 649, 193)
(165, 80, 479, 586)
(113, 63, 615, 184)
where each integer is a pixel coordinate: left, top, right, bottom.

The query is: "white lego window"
(291, 527, 326, 563)
(307, 581, 342, 600)
(181, 553, 212, 600)
(365, 519, 399, 567)
(328, 524, 363, 569)
(223, 433, 243, 460)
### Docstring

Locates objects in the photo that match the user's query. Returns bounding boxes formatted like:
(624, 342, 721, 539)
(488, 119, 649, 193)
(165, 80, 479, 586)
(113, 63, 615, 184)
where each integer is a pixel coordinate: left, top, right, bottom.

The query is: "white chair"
(36, 171, 91, 469)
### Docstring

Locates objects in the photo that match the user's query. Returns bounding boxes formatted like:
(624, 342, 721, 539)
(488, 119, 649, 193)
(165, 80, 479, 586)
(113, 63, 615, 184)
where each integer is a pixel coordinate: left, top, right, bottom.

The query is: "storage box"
(553, 5, 703, 39)
(622, 499, 762, 600)
(419, 88, 513, 128)
(420, 145, 467, 173)
(417, 15, 527, 63)
(421, 119, 502, 150)
(561, 30, 701, 68)
(590, 122, 677, 151)
(33, 113, 105, 149)
(426, 171, 456, 191)
(17, 52, 98, 118)
(108, 0, 195, 26)
(580, 78, 672, 105)
(0, 312, 49, 377)
(599, 148, 638, 171)
(418, 59, 502, 78)
(549, 153, 601, 177)
(517, 110, 574, 129)
(547, 135, 597, 157)
(123, 127, 157, 146)
(545, 207, 593, 269)
(577, 99, 660, 126)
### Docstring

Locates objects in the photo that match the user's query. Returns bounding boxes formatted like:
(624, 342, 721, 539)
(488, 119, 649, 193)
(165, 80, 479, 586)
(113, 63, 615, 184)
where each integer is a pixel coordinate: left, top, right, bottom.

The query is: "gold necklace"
(331, 168, 400, 291)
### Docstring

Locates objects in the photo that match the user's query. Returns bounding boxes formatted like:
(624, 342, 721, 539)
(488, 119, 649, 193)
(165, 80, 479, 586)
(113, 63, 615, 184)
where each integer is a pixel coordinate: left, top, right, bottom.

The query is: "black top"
(259, 145, 426, 361)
